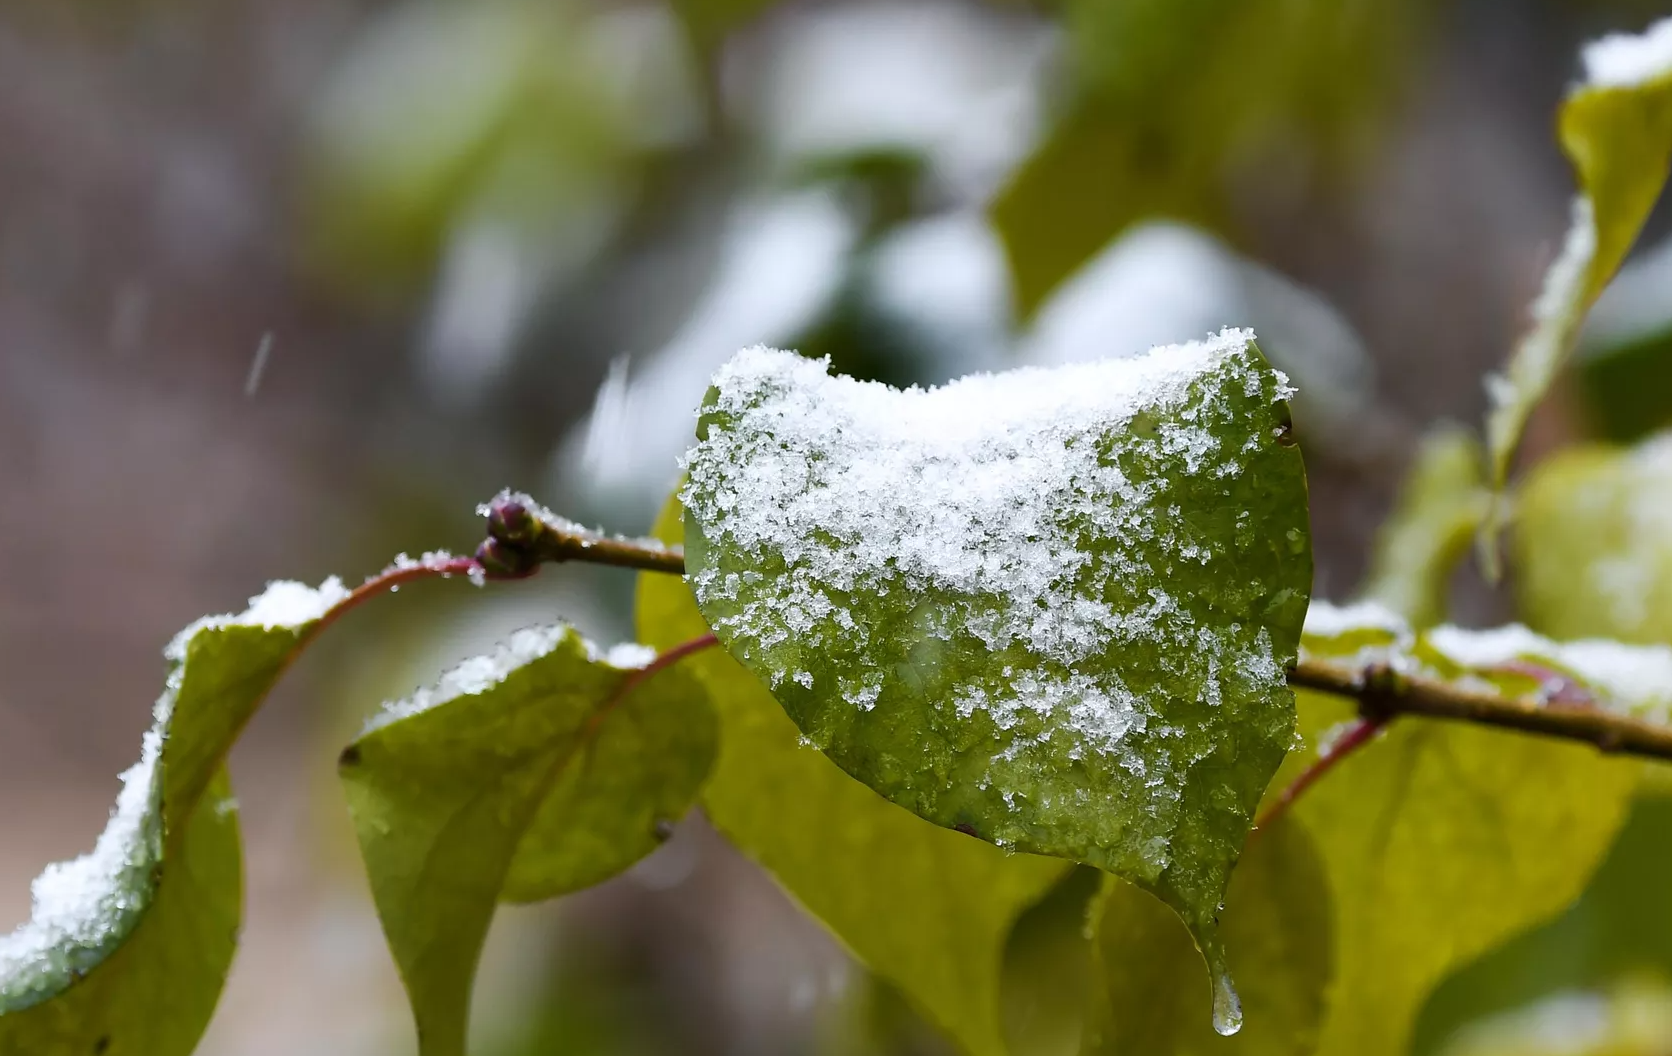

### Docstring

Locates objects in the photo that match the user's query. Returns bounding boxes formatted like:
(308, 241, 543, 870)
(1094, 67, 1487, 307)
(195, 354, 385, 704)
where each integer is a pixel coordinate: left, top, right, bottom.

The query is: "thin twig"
(1290, 656, 1672, 763)
(470, 495, 1672, 773)
(298, 553, 542, 654)
(1255, 716, 1387, 831)
(479, 494, 685, 577)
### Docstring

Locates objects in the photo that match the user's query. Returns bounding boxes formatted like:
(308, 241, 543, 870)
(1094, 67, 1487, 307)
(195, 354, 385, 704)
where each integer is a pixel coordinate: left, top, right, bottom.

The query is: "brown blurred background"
(5, 0, 1672, 1052)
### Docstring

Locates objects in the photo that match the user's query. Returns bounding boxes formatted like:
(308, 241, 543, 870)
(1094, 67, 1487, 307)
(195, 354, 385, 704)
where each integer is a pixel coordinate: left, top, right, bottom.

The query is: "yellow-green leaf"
(1359, 426, 1488, 628)
(1484, 17, 1672, 539)
(1515, 436, 1672, 644)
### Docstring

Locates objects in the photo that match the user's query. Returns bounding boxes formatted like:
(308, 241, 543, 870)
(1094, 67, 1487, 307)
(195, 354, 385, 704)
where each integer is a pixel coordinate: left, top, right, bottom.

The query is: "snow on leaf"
(680, 331, 1312, 1034)
(1301, 599, 1672, 723)
(1515, 433, 1672, 646)
(0, 578, 345, 1056)
(1483, 14, 1672, 566)
(637, 495, 1066, 1056)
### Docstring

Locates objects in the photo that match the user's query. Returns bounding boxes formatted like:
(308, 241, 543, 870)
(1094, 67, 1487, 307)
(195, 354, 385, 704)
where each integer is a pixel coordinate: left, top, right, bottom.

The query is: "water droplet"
(1210, 959, 1243, 1036)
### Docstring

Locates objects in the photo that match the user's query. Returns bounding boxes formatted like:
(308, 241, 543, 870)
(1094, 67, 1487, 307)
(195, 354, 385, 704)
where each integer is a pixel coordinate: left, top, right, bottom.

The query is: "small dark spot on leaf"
(1273, 403, 1297, 447)
(653, 818, 677, 841)
(93, 1035, 111, 1054)
(339, 744, 361, 768)
(953, 823, 979, 838)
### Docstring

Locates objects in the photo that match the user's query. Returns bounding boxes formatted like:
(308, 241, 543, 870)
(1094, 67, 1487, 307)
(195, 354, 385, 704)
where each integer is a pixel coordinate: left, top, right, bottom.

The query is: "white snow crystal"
(166, 577, 350, 661)
(1427, 623, 1672, 722)
(1582, 16, 1672, 89)
(1302, 599, 1413, 643)
(681, 329, 1291, 757)
(366, 625, 661, 732)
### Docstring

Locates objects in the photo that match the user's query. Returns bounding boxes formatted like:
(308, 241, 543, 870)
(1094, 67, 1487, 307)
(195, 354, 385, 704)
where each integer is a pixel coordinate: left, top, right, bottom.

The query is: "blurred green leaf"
(638, 496, 1067, 1056)
(1086, 816, 1332, 1056)
(340, 625, 716, 1056)
(666, 0, 779, 56)
(1515, 437, 1672, 644)
(1416, 793, 1672, 1054)
(1484, 21, 1672, 497)
(1579, 327, 1672, 442)
(993, 0, 1421, 313)
(679, 338, 1311, 1032)
(0, 581, 346, 1055)
(1360, 426, 1489, 628)
(999, 866, 1104, 1056)
(299, 0, 628, 298)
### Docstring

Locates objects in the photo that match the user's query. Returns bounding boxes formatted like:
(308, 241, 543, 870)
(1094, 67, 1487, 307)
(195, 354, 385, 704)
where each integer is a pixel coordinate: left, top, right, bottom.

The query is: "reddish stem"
(1255, 716, 1388, 831)
(300, 555, 528, 651)
(616, 633, 720, 701)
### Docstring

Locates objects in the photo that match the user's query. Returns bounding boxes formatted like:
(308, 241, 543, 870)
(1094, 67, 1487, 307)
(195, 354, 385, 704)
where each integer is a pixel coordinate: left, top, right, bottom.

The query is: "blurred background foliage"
(8, 0, 1672, 1053)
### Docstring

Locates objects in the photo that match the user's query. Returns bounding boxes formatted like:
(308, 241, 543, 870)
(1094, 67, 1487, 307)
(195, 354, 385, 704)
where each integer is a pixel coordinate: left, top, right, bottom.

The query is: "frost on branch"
(1301, 600, 1672, 725)
(681, 329, 1312, 1034)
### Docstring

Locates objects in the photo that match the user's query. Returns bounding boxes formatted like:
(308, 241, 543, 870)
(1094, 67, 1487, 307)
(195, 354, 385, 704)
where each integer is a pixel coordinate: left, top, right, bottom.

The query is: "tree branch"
(469, 495, 1672, 769)
(477, 494, 686, 577)
(1289, 656, 1672, 762)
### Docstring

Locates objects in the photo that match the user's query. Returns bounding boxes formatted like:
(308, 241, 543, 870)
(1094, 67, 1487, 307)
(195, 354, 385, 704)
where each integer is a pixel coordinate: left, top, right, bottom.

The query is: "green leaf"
(0, 578, 350, 1055)
(1359, 426, 1488, 628)
(1515, 438, 1672, 645)
(339, 624, 716, 1056)
(1085, 816, 1332, 1056)
(1292, 603, 1647, 1056)
(1483, 18, 1672, 514)
(993, 0, 1423, 313)
(679, 332, 1312, 1033)
(638, 496, 1067, 1056)
(999, 866, 1105, 1056)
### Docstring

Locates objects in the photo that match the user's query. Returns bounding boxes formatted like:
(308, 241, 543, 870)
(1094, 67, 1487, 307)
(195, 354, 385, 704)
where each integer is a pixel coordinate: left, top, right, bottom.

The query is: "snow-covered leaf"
(0, 579, 349, 1056)
(680, 331, 1312, 1032)
(1484, 17, 1672, 532)
(1516, 434, 1672, 645)
(339, 624, 715, 1056)
(637, 496, 1066, 1056)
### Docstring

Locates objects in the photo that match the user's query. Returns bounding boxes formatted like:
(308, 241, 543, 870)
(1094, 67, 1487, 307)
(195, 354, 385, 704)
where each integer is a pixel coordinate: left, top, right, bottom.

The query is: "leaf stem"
(1255, 716, 1387, 831)
(586, 634, 720, 740)
(301, 554, 518, 649)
